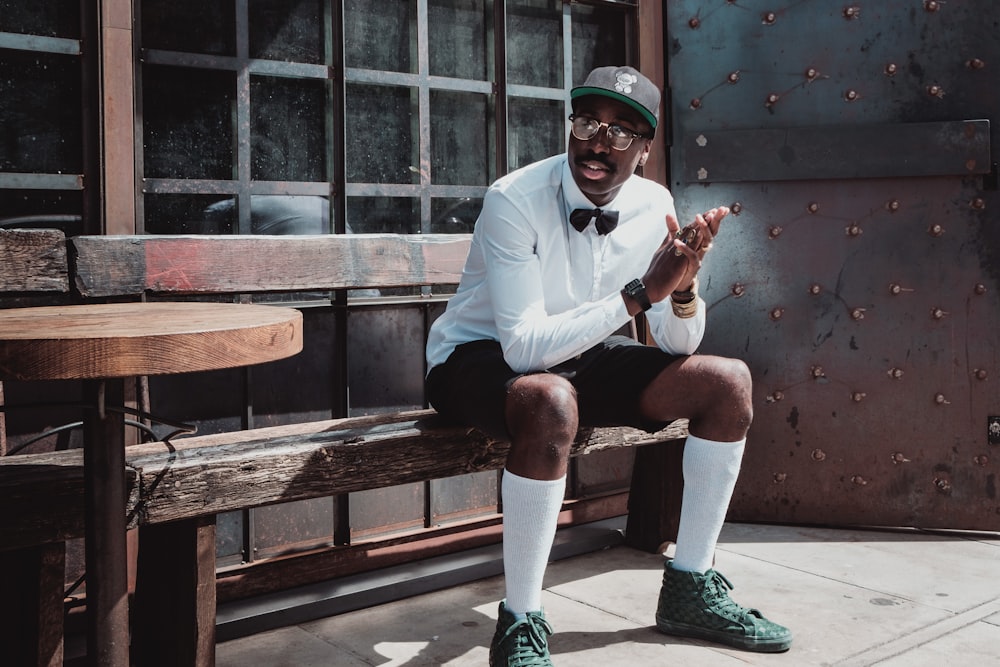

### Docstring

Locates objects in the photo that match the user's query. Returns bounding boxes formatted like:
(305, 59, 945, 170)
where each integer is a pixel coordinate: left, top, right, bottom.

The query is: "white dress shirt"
(426, 154, 706, 374)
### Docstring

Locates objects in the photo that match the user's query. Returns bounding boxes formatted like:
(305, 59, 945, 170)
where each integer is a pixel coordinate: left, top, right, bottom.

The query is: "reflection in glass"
(141, 0, 235, 56)
(508, 97, 564, 171)
(0, 50, 82, 174)
(346, 197, 419, 235)
(145, 194, 234, 234)
(430, 91, 490, 187)
(344, 0, 416, 73)
(251, 76, 327, 182)
(431, 197, 482, 234)
(346, 84, 418, 184)
(202, 195, 332, 235)
(0, 190, 82, 235)
(0, 1, 80, 38)
(143, 66, 234, 180)
(571, 4, 629, 85)
(249, 0, 324, 64)
(507, 0, 562, 88)
(429, 0, 490, 80)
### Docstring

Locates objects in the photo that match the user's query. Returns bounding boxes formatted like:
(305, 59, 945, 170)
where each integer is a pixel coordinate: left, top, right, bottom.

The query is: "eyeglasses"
(569, 114, 650, 151)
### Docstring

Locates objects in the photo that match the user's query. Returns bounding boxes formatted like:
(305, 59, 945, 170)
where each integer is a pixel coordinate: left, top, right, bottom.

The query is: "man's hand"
(638, 206, 729, 308)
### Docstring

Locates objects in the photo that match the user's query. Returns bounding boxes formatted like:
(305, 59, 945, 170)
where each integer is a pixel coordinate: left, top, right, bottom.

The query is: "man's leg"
(639, 355, 792, 652)
(490, 373, 577, 667)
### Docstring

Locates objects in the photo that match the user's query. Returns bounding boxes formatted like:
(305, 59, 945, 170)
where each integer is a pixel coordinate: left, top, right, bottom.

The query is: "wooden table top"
(0, 301, 303, 381)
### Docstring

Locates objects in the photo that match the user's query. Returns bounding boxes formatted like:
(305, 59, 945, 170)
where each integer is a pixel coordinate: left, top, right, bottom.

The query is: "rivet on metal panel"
(974, 368, 988, 381)
(845, 222, 863, 237)
(762, 12, 777, 25)
(773, 472, 787, 483)
(807, 202, 820, 214)
(731, 283, 746, 297)
(843, 6, 861, 20)
(851, 391, 867, 403)
(765, 390, 784, 403)
(971, 197, 986, 210)
(884, 63, 898, 77)
(689, 17, 701, 29)
(808, 283, 822, 295)
(765, 92, 780, 108)
(811, 365, 826, 379)
(690, 97, 702, 109)
(926, 84, 945, 98)
(731, 202, 743, 214)
(811, 449, 827, 462)
(886, 199, 901, 212)
(928, 223, 945, 237)
(805, 68, 820, 81)
(850, 308, 866, 321)
(966, 58, 986, 70)
(769, 225, 783, 239)
(974, 455, 990, 467)
(888, 367, 904, 379)
(695, 134, 708, 147)
(697, 167, 709, 180)
(728, 71, 741, 84)
(770, 307, 785, 320)
(933, 477, 951, 494)
(891, 452, 911, 465)
(930, 307, 948, 320)
(934, 392, 950, 405)
(889, 283, 914, 295)
(851, 475, 868, 486)
(844, 89, 860, 102)
(967, 160, 979, 172)
(924, 0, 940, 11)
(974, 283, 987, 295)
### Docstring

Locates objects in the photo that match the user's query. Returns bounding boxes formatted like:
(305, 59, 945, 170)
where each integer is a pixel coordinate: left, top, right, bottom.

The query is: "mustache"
(575, 151, 616, 173)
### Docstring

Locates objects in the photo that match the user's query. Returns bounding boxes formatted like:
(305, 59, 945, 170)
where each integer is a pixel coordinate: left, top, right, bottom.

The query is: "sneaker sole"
(655, 617, 792, 653)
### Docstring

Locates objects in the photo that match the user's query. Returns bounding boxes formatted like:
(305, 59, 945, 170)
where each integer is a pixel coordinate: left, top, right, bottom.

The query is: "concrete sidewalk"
(216, 522, 1000, 666)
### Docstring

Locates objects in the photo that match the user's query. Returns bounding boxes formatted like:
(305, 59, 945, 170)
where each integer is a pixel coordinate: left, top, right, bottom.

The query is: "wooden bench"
(1, 232, 688, 666)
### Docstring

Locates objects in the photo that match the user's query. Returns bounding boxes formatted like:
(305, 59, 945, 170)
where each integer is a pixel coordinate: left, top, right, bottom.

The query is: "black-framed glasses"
(569, 114, 650, 151)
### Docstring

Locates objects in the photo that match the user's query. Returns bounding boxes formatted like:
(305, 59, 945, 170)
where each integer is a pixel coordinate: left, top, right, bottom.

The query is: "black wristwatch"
(622, 278, 652, 312)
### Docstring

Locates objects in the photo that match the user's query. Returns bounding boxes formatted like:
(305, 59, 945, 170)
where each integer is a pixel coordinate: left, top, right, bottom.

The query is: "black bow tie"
(570, 208, 619, 235)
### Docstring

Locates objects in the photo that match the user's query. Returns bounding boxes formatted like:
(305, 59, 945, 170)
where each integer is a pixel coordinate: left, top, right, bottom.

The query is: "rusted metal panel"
(667, 0, 999, 530)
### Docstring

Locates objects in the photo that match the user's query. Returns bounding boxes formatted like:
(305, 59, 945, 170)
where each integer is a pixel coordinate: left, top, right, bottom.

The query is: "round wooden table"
(0, 301, 302, 666)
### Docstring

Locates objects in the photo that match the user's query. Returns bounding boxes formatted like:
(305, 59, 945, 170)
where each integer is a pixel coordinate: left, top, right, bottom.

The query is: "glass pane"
(254, 498, 334, 557)
(142, 66, 235, 180)
(428, 0, 489, 80)
(344, 0, 416, 73)
(345, 83, 418, 184)
(0, 190, 82, 235)
(249, 0, 324, 64)
(141, 0, 235, 56)
(431, 197, 481, 234)
(251, 75, 327, 182)
(430, 90, 490, 186)
(0, 1, 80, 38)
(507, 0, 562, 88)
(215, 510, 243, 561)
(249, 195, 330, 235)
(571, 4, 629, 85)
(430, 471, 497, 526)
(507, 96, 563, 170)
(145, 194, 234, 234)
(346, 197, 419, 234)
(0, 50, 82, 174)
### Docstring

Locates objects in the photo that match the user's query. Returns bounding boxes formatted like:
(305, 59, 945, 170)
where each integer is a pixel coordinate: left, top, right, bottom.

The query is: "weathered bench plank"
(0, 229, 69, 294)
(71, 234, 472, 296)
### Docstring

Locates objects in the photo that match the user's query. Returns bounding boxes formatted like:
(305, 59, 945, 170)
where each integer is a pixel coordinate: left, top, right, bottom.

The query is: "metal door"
(666, 1, 998, 530)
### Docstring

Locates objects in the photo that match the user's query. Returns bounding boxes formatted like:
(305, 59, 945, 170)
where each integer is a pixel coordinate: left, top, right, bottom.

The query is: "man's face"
(567, 95, 653, 208)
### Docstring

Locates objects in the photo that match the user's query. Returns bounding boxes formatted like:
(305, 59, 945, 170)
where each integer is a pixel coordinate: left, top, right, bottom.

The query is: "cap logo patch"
(614, 71, 638, 96)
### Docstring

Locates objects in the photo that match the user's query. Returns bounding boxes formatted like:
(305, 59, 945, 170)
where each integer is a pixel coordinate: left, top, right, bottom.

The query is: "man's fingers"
(666, 212, 680, 234)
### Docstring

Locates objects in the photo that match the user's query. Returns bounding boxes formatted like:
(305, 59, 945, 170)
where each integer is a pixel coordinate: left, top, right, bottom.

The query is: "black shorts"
(425, 335, 683, 440)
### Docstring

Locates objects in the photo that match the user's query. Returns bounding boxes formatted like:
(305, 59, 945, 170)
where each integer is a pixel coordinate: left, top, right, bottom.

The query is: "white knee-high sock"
(501, 469, 566, 615)
(672, 434, 745, 574)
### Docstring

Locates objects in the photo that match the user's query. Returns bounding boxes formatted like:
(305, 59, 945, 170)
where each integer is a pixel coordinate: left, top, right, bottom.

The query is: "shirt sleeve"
(644, 296, 706, 355)
(479, 193, 634, 373)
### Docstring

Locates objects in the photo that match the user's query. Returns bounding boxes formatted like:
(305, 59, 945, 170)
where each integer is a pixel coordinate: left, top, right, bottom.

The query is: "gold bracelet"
(671, 296, 699, 319)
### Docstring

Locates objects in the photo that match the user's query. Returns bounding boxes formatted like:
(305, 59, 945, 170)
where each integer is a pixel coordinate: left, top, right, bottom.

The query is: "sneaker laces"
(703, 570, 767, 623)
(498, 614, 554, 666)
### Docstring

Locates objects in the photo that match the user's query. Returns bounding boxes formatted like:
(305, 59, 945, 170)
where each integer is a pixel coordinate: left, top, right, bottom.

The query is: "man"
(425, 65, 791, 665)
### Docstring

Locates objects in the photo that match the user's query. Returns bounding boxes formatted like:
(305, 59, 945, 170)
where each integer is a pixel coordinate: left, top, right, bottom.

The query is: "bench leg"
(624, 439, 686, 553)
(0, 542, 66, 667)
(133, 517, 217, 667)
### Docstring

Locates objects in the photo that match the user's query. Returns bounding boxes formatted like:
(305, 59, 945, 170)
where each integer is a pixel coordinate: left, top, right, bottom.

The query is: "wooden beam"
(0, 230, 68, 293)
(70, 234, 472, 297)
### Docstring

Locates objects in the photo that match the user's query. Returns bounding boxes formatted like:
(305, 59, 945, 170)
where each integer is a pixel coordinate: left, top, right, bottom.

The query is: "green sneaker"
(655, 562, 792, 653)
(489, 601, 554, 667)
